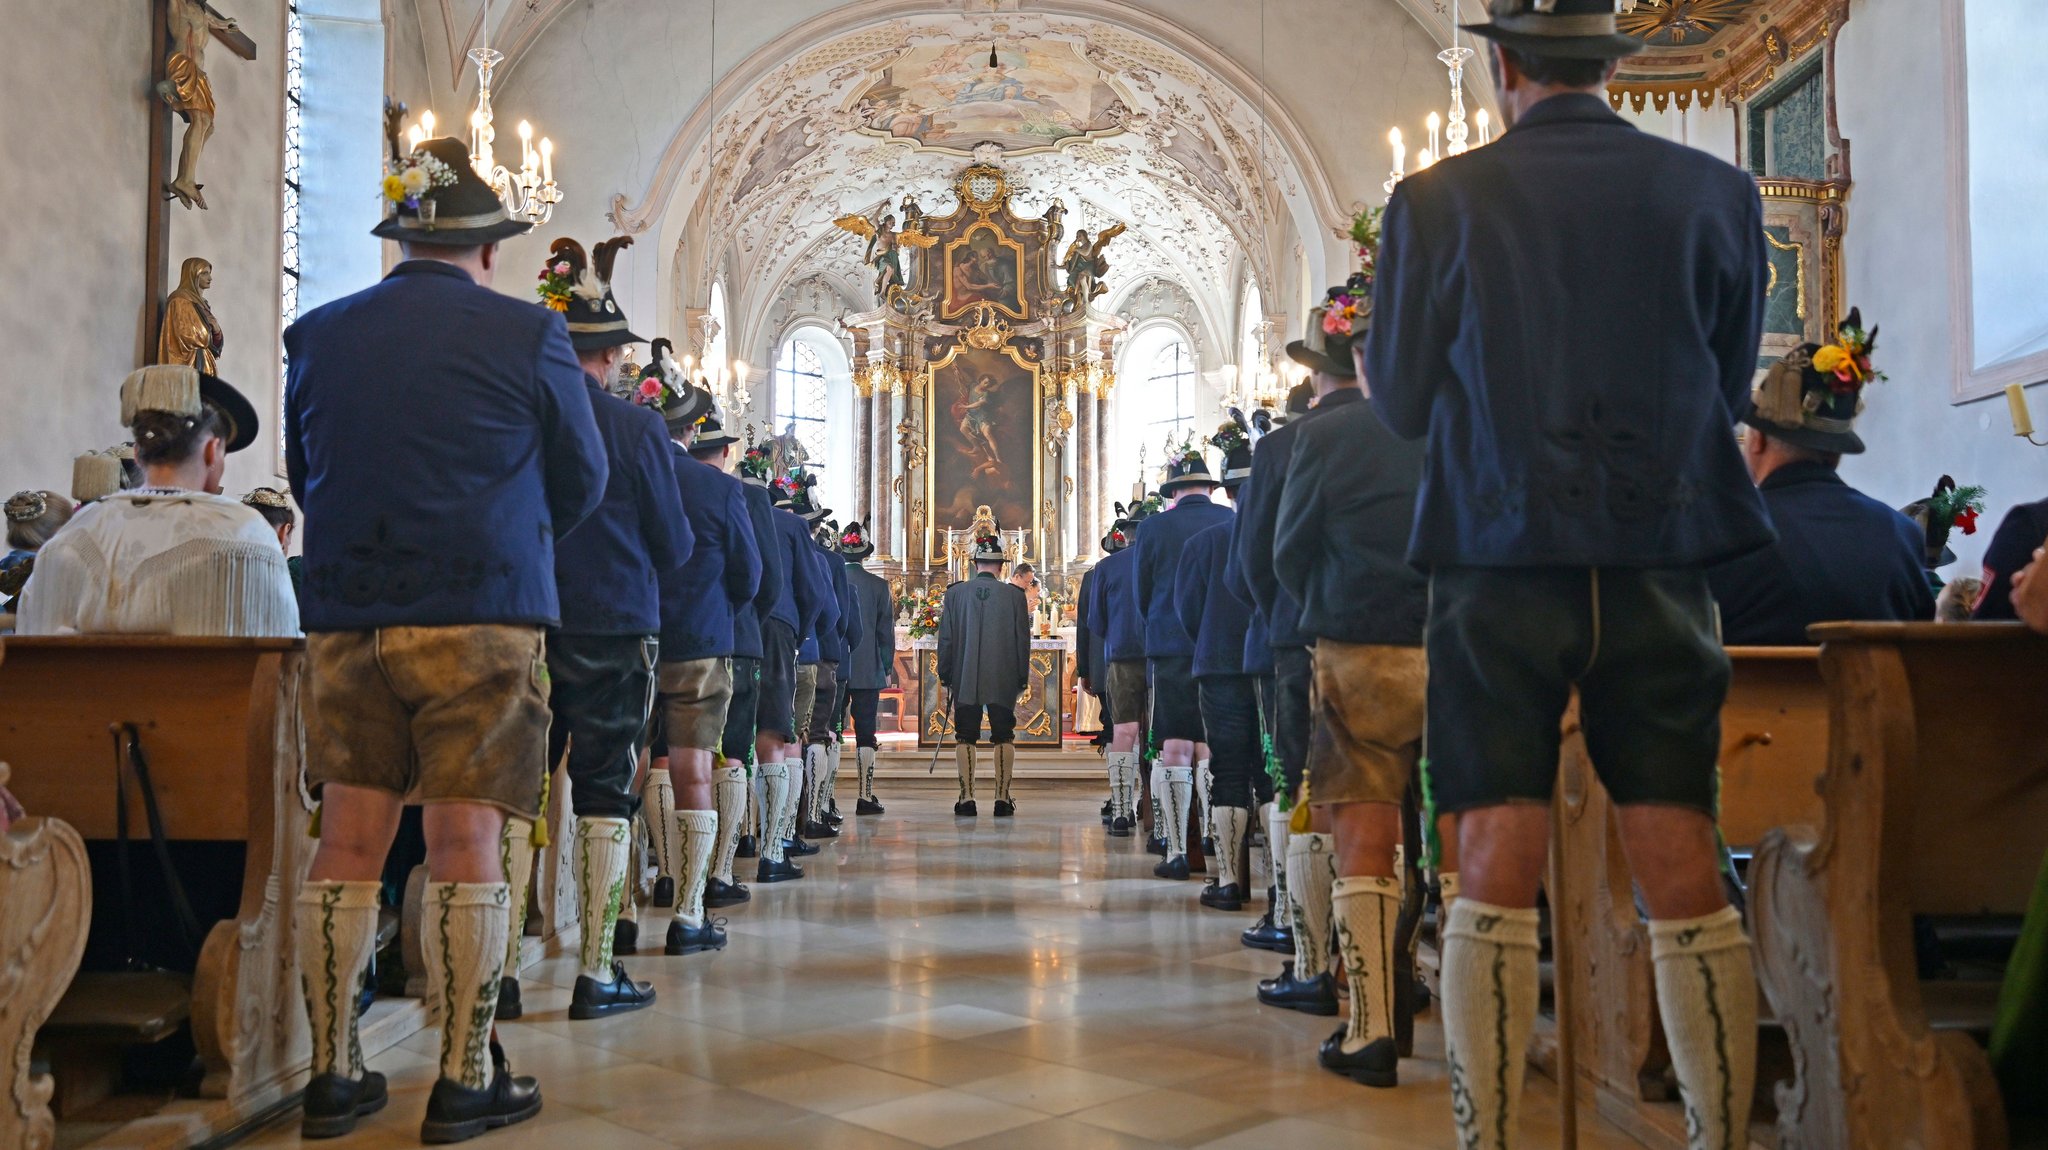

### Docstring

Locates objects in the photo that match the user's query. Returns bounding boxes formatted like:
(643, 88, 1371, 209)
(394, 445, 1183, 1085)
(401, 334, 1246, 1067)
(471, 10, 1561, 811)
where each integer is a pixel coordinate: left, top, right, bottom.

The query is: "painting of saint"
(851, 39, 1126, 155)
(932, 348, 1035, 532)
(945, 229, 1022, 317)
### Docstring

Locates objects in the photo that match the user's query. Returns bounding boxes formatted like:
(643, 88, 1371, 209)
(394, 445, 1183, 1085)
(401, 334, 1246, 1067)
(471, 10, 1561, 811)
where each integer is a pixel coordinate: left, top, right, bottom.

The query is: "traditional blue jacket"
(842, 562, 896, 689)
(284, 259, 607, 630)
(1135, 493, 1234, 658)
(1087, 544, 1145, 663)
(770, 506, 827, 649)
(1707, 461, 1934, 645)
(550, 379, 694, 636)
(1231, 394, 1358, 649)
(1976, 498, 2048, 621)
(734, 482, 783, 659)
(809, 541, 858, 664)
(660, 445, 761, 661)
(1223, 545, 1273, 676)
(1074, 565, 1108, 689)
(1173, 522, 1252, 678)
(1366, 93, 1774, 569)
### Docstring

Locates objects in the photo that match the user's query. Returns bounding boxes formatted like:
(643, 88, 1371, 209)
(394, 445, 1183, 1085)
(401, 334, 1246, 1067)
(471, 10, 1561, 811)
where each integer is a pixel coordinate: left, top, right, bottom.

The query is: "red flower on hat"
(1955, 507, 1980, 535)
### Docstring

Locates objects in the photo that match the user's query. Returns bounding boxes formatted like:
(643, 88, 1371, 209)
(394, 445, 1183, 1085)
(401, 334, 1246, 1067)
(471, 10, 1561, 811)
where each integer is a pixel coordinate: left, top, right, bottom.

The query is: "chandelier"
(1384, 28, 1493, 192)
(402, 0, 561, 224)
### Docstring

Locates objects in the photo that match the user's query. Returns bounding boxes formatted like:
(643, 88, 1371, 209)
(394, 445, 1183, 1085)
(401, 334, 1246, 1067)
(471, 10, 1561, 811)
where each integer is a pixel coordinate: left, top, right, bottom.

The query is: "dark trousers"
(954, 703, 1017, 745)
(1252, 673, 1276, 806)
(847, 687, 881, 748)
(546, 633, 658, 820)
(1271, 645, 1313, 800)
(806, 661, 841, 746)
(1198, 674, 1262, 810)
(722, 657, 761, 766)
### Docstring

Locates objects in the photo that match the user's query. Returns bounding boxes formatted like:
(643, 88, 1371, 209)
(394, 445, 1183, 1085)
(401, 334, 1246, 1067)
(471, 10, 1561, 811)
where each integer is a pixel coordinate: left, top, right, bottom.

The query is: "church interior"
(3, 0, 2047, 1148)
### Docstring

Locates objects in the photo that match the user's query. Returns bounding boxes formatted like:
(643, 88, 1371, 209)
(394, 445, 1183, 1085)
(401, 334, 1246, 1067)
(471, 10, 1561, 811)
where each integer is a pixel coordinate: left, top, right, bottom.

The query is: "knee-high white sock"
(825, 740, 842, 812)
(1439, 870, 1462, 913)
(995, 744, 1015, 802)
(1332, 875, 1401, 1053)
(857, 745, 878, 801)
(1149, 762, 1165, 834)
(749, 769, 765, 838)
(420, 881, 511, 1090)
(673, 810, 719, 927)
(1651, 907, 1758, 1150)
(575, 816, 631, 981)
(712, 764, 747, 883)
(758, 762, 790, 862)
(1213, 805, 1250, 889)
(643, 768, 679, 888)
(1195, 759, 1214, 842)
(777, 752, 804, 839)
(1105, 751, 1135, 821)
(295, 880, 380, 1079)
(1287, 831, 1337, 977)
(499, 816, 536, 980)
(804, 743, 829, 826)
(955, 744, 977, 802)
(1160, 766, 1193, 859)
(1266, 803, 1291, 913)
(1441, 899, 1541, 1150)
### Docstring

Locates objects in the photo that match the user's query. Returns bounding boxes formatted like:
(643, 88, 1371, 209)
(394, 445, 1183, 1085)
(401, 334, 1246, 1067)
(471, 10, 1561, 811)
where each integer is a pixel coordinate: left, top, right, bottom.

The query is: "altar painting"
(853, 40, 1126, 155)
(928, 345, 1039, 538)
(944, 226, 1025, 320)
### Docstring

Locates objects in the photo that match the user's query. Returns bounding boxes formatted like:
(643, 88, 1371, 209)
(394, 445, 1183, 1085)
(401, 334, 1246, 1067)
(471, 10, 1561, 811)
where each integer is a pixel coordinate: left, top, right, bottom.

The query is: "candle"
(406, 125, 424, 150)
(420, 110, 436, 137)
(2008, 382, 2035, 438)
(1389, 127, 1405, 179)
(1477, 108, 1491, 145)
(539, 137, 553, 183)
(1427, 111, 1442, 159)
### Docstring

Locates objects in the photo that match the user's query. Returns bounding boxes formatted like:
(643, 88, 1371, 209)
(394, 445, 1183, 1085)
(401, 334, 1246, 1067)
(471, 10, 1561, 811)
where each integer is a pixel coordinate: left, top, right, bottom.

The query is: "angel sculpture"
(834, 208, 938, 300)
(1059, 222, 1126, 305)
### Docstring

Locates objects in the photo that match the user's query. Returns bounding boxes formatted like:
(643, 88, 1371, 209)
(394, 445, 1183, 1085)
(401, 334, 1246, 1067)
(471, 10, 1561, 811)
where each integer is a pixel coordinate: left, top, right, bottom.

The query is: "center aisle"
(249, 781, 1637, 1149)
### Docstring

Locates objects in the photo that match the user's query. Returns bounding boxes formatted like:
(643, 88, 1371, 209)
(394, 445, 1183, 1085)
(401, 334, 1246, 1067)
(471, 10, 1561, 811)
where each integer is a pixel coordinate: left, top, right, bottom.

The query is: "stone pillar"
(875, 381, 894, 562)
(1075, 383, 1096, 557)
(1094, 389, 1113, 529)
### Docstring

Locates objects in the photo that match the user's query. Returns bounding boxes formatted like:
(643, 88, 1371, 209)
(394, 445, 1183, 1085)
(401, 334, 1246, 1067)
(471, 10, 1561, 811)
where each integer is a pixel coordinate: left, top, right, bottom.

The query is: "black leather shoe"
(651, 876, 675, 908)
(1257, 966, 1339, 1015)
(1101, 800, 1114, 825)
(802, 819, 840, 839)
(1319, 1031, 1399, 1087)
(1153, 856, 1190, 881)
(1240, 910, 1293, 953)
(1108, 815, 1133, 838)
(568, 962, 656, 1020)
(1200, 881, 1246, 911)
(954, 800, 977, 817)
(1202, 836, 1216, 855)
(420, 1069, 542, 1144)
(302, 1070, 388, 1138)
(1146, 835, 1167, 857)
(784, 835, 820, 857)
(756, 857, 804, 883)
(856, 796, 885, 815)
(665, 917, 728, 955)
(493, 976, 523, 1021)
(704, 877, 751, 907)
(826, 805, 844, 825)
(612, 919, 639, 956)
(735, 834, 758, 859)
(993, 799, 1015, 818)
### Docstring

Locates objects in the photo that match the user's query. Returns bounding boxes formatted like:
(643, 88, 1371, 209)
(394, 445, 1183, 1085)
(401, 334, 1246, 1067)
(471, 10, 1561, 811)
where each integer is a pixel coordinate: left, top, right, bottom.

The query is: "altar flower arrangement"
(907, 584, 945, 639)
(381, 151, 457, 209)
(1810, 308, 1883, 394)
(535, 259, 576, 312)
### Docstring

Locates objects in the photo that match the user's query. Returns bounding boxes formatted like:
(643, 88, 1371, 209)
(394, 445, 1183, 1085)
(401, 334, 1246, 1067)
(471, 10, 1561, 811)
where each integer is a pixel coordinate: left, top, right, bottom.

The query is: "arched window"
(1144, 336, 1198, 448)
(773, 338, 829, 464)
(1113, 325, 1202, 495)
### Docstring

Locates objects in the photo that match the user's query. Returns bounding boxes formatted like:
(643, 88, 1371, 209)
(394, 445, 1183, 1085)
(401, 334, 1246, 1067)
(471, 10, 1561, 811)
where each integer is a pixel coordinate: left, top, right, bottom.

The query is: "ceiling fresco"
(851, 39, 1130, 156)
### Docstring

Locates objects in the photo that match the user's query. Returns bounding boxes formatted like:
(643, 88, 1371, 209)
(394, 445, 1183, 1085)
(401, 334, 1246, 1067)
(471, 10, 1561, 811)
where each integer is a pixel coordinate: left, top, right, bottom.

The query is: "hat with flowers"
(839, 521, 875, 560)
(372, 137, 531, 246)
(970, 528, 1007, 564)
(1210, 410, 1255, 488)
(1286, 276, 1372, 378)
(1899, 475, 1986, 570)
(1743, 307, 1885, 455)
(1158, 433, 1218, 495)
(539, 236, 643, 352)
(740, 444, 776, 487)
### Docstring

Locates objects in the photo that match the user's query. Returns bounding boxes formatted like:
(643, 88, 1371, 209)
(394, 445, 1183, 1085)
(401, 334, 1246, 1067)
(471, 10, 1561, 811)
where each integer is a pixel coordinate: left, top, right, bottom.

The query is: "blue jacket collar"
(1759, 459, 1846, 492)
(1174, 493, 1214, 507)
(386, 259, 477, 284)
(1314, 388, 1366, 411)
(1506, 92, 1629, 136)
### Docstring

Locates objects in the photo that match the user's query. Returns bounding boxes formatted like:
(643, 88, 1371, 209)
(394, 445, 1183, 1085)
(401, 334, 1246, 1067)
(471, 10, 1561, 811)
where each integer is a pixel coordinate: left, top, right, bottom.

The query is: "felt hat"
(740, 445, 775, 488)
(1742, 307, 1883, 456)
(371, 136, 532, 246)
(1158, 442, 1219, 495)
(1463, 0, 1643, 61)
(1210, 412, 1255, 490)
(970, 530, 1007, 564)
(120, 364, 259, 454)
(71, 451, 124, 503)
(691, 406, 740, 451)
(1101, 506, 1140, 554)
(540, 237, 643, 352)
(1286, 278, 1372, 378)
(1899, 476, 1985, 571)
(838, 521, 875, 559)
(790, 470, 829, 523)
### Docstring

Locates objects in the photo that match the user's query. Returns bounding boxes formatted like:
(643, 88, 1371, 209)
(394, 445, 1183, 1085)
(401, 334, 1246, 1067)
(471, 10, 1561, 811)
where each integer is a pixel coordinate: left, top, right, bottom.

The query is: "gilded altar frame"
(923, 338, 1045, 566)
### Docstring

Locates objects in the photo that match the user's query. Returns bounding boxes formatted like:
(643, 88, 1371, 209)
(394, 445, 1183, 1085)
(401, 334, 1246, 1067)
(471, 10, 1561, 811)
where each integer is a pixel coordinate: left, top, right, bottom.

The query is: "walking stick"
(1549, 779, 1580, 1150)
(927, 684, 951, 773)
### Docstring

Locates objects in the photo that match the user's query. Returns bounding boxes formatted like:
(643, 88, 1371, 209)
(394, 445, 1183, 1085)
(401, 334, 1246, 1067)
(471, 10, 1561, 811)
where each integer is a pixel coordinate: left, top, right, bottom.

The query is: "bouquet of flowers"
(740, 446, 775, 482)
(1322, 272, 1374, 341)
(907, 585, 945, 639)
(1929, 481, 1987, 536)
(536, 258, 576, 312)
(1348, 205, 1384, 272)
(1809, 308, 1884, 394)
(380, 152, 457, 211)
(1209, 418, 1250, 457)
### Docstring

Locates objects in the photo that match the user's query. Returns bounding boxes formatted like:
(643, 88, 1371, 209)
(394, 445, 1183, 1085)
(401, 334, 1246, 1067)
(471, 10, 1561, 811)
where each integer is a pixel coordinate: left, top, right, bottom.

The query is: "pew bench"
(0, 753, 93, 1150)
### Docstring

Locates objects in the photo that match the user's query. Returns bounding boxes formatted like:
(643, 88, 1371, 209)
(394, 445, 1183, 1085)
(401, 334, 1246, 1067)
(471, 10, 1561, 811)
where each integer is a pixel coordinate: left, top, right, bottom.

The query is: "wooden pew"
(0, 637, 313, 1116)
(1545, 646, 1827, 1149)
(1753, 622, 2048, 1150)
(0, 757, 93, 1150)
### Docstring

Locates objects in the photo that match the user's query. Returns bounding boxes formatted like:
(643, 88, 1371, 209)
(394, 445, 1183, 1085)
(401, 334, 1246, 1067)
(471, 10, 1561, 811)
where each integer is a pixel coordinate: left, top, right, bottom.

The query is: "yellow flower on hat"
(381, 174, 408, 202)
(1810, 345, 1851, 376)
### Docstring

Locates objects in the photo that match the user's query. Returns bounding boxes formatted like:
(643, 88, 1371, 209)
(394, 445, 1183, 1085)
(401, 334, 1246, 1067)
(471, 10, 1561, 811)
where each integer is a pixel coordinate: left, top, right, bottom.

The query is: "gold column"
(854, 367, 874, 528)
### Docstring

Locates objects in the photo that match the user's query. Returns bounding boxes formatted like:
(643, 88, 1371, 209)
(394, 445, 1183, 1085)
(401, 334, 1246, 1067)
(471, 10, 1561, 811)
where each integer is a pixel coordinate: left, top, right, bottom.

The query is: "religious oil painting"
(852, 39, 1127, 155)
(930, 347, 1037, 534)
(943, 226, 1025, 319)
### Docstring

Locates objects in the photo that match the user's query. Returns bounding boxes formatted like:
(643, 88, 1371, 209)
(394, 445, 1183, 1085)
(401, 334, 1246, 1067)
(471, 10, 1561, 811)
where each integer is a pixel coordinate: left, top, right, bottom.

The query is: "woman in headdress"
(2, 489, 74, 617)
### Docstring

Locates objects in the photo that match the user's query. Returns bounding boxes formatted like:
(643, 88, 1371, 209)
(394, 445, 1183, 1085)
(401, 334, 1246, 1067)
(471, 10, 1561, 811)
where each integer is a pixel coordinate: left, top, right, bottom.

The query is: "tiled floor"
(243, 780, 1644, 1149)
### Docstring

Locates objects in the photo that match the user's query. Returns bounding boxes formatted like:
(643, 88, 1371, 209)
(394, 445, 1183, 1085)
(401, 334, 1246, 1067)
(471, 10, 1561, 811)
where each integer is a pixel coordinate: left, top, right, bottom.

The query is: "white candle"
(2008, 382, 2035, 438)
(1477, 108, 1491, 145)
(539, 137, 553, 183)
(420, 110, 436, 137)
(1389, 127, 1405, 179)
(1427, 111, 1442, 160)
(406, 125, 424, 149)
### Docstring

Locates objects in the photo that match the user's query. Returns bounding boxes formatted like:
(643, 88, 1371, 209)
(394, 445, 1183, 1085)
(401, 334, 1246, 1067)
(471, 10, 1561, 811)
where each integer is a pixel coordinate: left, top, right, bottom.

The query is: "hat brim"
(370, 215, 533, 246)
(1739, 412, 1865, 455)
(1285, 340, 1356, 378)
(662, 392, 715, 430)
(199, 373, 260, 454)
(840, 543, 875, 560)
(689, 429, 740, 451)
(1159, 476, 1219, 495)
(1461, 21, 1643, 61)
(802, 508, 830, 523)
(570, 327, 647, 352)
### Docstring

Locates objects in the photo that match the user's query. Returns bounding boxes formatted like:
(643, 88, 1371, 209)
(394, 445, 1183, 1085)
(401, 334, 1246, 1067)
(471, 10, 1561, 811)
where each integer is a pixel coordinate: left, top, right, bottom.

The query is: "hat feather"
(120, 365, 202, 426)
(593, 236, 633, 285)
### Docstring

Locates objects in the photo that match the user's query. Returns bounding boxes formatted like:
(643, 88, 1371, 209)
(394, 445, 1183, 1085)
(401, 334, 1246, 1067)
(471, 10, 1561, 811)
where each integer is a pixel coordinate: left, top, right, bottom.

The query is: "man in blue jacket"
(645, 383, 761, 956)
(781, 481, 841, 853)
(1087, 501, 1154, 837)
(836, 523, 896, 815)
(1075, 517, 1125, 822)
(534, 237, 693, 1022)
(1134, 451, 1234, 880)
(753, 457, 829, 883)
(284, 139, 605, 1141)
(704, 415, 780, 906)
(1366, 4, 1773, 1142)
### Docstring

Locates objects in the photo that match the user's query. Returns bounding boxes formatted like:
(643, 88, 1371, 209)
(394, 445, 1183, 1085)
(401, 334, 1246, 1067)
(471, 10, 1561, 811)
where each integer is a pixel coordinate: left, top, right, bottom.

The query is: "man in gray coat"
(837, 522, 897, 815)
(936, 533, 1032, 818)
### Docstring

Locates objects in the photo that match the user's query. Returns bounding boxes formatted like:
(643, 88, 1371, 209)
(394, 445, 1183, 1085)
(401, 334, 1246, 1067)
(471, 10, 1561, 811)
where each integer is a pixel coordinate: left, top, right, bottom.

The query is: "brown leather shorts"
(307, 625, 551, 817)
(658, 656, 734, 752)
(1108, 659, 1148, 727)
(1308, 640, 1427, 807)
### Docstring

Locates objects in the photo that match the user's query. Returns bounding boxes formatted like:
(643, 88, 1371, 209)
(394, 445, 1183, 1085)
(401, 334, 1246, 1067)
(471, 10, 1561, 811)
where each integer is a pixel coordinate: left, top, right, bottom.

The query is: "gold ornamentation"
(896, 416, 927, 473)
(852, 365, 876, 398)
(1763, 227, 1808, 322)
(962, 303, 1013, 351)
(958, 165, 1007, 214)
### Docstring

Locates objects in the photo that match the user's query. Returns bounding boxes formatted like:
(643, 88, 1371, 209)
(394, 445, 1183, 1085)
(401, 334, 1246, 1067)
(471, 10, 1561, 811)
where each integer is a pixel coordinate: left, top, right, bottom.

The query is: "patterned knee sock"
(673, 810, 719, 928)
(1441, 899, 1541, 1150)
(804, 743, 829, 826)
(857, 745, 878, 801)
(295, 880, 380, 1079)
(1160, 766, 1193, 859)
(995, 744, 1015, 802)
(575, 816, 631, 981)
(420, 881, 511, 1089)
(712, 764, 747, 882)
(1195, 759, 1214, 843)
(825, 741, 842, 812)
(1105, 751, 1135, 821)
(642, 769, 679, 888)
(1650, 907, 1757, 1150)
(499, 817, 536, 980)
(955, 744, 977, 802)
(1287, 832, 1336, 978)
(1332, 875, 1401, 1053)
(1439, 870, 1462, 913)
(758, 762, 790, 862)
(1266, 803, 1291, 918)
(1149, 762, 1165, 835)
(778, 753, 805, 839)
(1213, 804, 1249, 889)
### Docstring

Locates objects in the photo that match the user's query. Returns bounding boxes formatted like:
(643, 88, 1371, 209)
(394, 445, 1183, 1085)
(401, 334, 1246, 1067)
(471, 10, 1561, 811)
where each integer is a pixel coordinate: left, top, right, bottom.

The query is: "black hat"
(691, 406, 740, 451)
(1463, 0, 1643, 61)
(839, 521, 875, 559)
(740, 445, 775, 488)
(1286, 280, 1372, 378)
(1158, 442, 1218, 495)
(1102, 505, 1140, 554)
(1899, 476, 1986, 571)
(970, 529, 1007, 564)
(119, 364, 259, 454)
(792, 472, 829, 523)
(541, 237, 643, 352)
(1742, 308, 1884, 456)
(371, 137, 532, 246)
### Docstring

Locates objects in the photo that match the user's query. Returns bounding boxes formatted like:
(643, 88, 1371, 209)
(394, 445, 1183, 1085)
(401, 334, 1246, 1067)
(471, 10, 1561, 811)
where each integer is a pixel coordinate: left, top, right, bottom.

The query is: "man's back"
(284, 260, 606, 630)
(1366, 93, 1773, 569)
(662, 446, 760, 661)
(937, 574, 1030, 706)
(554, 386, 691, 636)
(1135, 494, 1234, 657)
